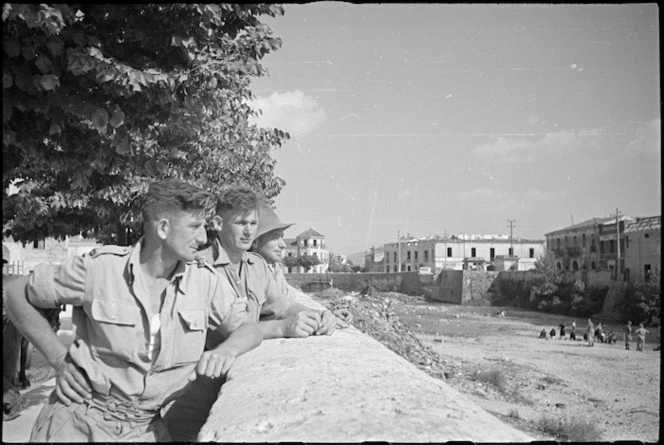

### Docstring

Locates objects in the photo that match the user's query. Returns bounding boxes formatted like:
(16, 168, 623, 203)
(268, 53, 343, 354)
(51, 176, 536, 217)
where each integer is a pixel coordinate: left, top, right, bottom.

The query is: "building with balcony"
(283, 228, 329, 274)
(623, 216, 661, 282)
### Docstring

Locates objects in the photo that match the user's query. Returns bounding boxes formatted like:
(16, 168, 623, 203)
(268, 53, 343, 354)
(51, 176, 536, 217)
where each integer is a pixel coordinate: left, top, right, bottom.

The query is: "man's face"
(218, 209, 258, 255)
(164, 210, 208, 262)
(254, 229, 286, 265)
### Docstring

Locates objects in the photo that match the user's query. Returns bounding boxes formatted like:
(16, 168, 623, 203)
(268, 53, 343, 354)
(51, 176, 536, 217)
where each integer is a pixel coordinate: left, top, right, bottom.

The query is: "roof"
(284, 238, 297, 247)
(624, 216, 661, 234)
(295, 228, 325, 239)
(544, 217, 614, 236)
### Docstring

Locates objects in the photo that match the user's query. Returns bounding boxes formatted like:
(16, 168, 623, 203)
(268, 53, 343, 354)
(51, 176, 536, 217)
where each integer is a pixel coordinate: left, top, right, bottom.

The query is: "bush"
(472, 369, 507, 393)
(536, 414, 601, 442)
(622, 269, 661, 326)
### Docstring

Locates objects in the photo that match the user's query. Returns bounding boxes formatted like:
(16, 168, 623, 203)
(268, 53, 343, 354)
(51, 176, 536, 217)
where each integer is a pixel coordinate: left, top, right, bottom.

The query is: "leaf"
(39, 74, 60, 91)
(21, 46, 37, 61)
(115, 136, 130, 155)
(3, 73, 13, 89)
(35, 55, 53, 73)
(109, 109, 125, 128)
(90, 107, 109, 131)
(4, 40, 21, 58)
(46, 40, 64, 57)
(49, 121, 62, 135)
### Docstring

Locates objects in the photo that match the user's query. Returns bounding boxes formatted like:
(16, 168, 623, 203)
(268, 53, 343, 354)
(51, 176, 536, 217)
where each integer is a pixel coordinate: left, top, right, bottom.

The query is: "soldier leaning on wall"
(163, 187, 351, 442)
(3, 179, 262, 442)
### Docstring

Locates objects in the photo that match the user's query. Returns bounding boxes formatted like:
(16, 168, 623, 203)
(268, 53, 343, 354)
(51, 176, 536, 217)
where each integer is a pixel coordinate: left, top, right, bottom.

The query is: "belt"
(84, 394, 159, 424)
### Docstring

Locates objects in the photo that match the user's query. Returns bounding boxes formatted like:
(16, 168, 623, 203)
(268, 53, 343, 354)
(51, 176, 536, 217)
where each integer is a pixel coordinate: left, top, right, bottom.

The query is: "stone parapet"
(197, 295, 533, 442)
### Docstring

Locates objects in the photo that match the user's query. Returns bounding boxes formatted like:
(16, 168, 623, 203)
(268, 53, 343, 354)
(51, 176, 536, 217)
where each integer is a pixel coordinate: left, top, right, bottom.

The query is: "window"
(645, 264, 652, 281)
(424, 250, 428, 261)
(394, 252, 397, 262)
(407, 251, 411, 261)
(582, 234, 586, 247)
(509, 247, 513, 256)
(573, 236, 577, 247)
(564, 236, 568, 247)
(414, 251, 418, 260)
(490, 248, 495, 259)
(447, 247, 452, 257)
(645, 233, 650, 238)
(625, 236, 629, 249)
(313, 239, 317, 247)
(386, 266, 390, 273)
(591, 262, 596, 270)
(529, 248, 534, 258)
(407, 265, 411, 271)
(471, 247, 476, 257)
(557, 238, 560, 249)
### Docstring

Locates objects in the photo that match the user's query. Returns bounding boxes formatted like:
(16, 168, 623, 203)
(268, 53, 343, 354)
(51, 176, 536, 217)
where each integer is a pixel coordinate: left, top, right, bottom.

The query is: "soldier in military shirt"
(3, 179, 262, 442)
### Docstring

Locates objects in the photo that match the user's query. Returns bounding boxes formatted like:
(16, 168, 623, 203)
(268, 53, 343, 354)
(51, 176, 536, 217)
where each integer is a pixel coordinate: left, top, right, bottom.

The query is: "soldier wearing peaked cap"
(3, 179, 262, 442)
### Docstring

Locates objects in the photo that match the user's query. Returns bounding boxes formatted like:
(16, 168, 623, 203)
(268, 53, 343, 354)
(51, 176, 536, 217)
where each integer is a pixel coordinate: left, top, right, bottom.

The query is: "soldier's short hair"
(215, 186, 259, 216)
(142, 179, 215, 223)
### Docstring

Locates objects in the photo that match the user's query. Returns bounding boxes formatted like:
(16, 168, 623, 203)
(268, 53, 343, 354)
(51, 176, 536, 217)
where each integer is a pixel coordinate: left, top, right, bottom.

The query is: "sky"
(248, 3, 661, 256)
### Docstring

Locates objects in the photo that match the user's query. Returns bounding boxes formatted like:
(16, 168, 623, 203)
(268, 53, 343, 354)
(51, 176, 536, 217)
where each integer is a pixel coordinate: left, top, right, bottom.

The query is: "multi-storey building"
(623, 216, 661, 282)
(544, 215, 634, 275)
(380, 234, 544, 273)
(2, 235, 101, 275)
(283, 228, 329, 274)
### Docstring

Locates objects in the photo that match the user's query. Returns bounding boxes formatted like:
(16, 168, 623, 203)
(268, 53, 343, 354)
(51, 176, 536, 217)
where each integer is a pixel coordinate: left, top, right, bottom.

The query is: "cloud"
(473, 128, 605, 163)
(249, 90, 326, 137)
(626, 118, 661, 156)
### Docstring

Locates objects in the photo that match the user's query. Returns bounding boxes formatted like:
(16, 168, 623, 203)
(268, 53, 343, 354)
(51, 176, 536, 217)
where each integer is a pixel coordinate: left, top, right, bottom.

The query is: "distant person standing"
(549, 328, 556, 340)
(570, 321, 577, 341)
(624, 320, 633, 350)
(587, 318, 595, 347)
(559, 322, 566, 339)
(635, 323, 648, 351)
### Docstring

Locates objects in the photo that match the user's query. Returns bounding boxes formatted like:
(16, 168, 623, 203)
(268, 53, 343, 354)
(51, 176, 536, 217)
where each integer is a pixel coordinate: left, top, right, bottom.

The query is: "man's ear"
(211, 214, 223, 231)
(156, 218, 170, 240)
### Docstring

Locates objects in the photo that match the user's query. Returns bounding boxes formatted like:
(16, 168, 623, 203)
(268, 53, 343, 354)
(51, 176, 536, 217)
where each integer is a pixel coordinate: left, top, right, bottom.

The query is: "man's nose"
(196, 226, 208, 244)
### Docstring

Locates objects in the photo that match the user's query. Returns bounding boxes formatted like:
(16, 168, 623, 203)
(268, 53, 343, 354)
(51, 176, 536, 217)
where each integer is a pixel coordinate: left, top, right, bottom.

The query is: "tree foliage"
(3, 3, 289, 245)
(296, 254, 320, 272)
(623, 268, 661, 326)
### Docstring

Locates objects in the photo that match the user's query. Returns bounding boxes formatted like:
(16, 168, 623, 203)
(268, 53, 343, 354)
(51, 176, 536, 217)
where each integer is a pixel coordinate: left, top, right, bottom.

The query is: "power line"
(507, 220, 516, 254)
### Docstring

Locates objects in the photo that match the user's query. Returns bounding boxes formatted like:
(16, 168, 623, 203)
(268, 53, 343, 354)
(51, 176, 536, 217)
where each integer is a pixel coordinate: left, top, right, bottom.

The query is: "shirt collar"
(210, 236, 254, 267)
(127, 237, 186, 287)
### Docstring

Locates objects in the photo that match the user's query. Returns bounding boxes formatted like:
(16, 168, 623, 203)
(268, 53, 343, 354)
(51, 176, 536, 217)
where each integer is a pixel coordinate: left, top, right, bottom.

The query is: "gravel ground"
(315, 289, 661, 442)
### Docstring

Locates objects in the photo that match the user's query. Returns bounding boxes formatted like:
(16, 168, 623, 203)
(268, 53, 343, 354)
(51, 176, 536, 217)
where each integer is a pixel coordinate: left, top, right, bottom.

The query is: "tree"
(282, 255, 298, 272)
(296, 254, 320, 272)
(3, 4, 289, 245)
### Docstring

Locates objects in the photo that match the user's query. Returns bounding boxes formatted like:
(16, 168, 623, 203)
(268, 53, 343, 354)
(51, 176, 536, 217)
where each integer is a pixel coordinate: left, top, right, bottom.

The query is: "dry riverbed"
(318, 291, 660, 442)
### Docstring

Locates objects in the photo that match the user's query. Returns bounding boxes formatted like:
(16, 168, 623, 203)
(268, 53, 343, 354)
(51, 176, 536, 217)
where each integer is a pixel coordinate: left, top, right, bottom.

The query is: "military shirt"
(197, 237, 293, 348)
(25, 239, 248, 411)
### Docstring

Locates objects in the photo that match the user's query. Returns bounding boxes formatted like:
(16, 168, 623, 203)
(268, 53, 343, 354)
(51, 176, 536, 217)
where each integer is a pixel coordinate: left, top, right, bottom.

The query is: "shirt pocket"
(89, 299, 138, 362)
(173, 309, 208, 365)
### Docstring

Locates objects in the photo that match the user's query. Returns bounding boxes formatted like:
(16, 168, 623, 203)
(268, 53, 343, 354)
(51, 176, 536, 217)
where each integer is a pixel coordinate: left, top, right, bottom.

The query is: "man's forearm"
(214, 321, 263, 356)
(3, 276, 68, 367)
(258, 318, 287, 339)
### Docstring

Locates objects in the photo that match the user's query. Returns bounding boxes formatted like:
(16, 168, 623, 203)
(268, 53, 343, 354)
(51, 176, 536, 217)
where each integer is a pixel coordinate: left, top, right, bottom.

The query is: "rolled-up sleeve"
(259, 266, 296, 320)
(26, 255, 87, 308)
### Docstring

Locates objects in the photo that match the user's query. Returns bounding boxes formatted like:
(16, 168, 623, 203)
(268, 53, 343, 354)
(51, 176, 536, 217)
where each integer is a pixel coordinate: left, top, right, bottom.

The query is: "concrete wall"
(197, 295, 533, 442)
(285, 271, 423, 294)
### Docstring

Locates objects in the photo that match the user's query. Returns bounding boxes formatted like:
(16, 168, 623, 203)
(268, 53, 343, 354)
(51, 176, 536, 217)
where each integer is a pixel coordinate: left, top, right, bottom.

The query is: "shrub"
(622, 269, 661, 326)
(472, 369, 507, 393)
(536, 414, 601, 442)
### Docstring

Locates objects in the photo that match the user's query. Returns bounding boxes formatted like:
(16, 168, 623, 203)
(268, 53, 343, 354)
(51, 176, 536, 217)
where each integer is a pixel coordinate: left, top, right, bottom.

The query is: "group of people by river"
(539, 318, 654, 351)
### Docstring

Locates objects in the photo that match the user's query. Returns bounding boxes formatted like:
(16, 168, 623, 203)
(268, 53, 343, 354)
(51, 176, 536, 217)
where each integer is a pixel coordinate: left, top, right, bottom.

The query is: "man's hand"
(283, 311, 320, 338)
(333, 308, 353, 327)
(54, 352, 93, 406)
(189, 346, 237, 382)
(313, 309, 338, 336)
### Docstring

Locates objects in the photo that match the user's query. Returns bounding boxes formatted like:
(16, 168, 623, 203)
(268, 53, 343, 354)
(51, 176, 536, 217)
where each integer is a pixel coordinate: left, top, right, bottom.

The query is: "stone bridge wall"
(286, 271, 424, 294)
(197, 295, 533, 442)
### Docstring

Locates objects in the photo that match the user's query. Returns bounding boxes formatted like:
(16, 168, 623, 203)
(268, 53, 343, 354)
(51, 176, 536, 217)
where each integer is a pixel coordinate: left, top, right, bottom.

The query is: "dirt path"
(395, 302, 660, 442)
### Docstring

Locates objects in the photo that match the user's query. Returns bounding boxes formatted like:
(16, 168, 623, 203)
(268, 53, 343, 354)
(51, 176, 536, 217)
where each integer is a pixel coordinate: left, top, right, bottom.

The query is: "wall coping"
(197, 295, 533, 442)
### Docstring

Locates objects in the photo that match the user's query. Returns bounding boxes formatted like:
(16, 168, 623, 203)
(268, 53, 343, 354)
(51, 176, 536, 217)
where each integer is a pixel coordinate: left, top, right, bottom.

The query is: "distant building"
(623, 216, 661, 282)
(283, 228, 329, 274)
(377, 234, 544, 273)
(544, 215, 634, 276)
(364, 247, 385, 273)
(2, 235, 102, 275)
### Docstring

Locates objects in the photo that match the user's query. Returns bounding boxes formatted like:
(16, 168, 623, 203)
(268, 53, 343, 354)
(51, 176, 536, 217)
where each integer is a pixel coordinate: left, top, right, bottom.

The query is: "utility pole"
(507, 220, 516, 256)
(615, 208, 621, 279)
(397, 230, 401, 272)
